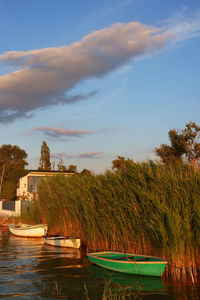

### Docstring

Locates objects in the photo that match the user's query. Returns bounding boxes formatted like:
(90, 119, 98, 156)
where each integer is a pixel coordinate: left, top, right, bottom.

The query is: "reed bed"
(36, 160, 200, 283)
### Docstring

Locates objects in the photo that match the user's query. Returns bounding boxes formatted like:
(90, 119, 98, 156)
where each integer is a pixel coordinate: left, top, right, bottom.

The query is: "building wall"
(17, 175, 28, 199)
(0, 200, 21, 217)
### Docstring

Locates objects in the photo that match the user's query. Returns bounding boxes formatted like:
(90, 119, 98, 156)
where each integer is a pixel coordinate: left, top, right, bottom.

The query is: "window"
(28, 176, 42, 192)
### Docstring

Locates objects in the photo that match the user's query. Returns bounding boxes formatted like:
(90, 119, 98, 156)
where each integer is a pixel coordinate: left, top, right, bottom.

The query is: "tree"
(52, 161, 55, 171)
(38, 141, 51, 170)
(57, 158, 67, 172)
(0, 144, 28, 200)
(155, 121, 200, 165)
(67, 164, 77, 173)
(182, 121, 200, 164)
(155, 129, 185, 164)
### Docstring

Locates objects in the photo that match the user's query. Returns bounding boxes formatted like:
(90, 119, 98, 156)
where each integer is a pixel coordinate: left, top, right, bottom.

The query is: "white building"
(16, 170, 73, 201)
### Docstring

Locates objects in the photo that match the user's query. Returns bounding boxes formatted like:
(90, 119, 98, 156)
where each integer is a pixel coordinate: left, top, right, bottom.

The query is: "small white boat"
(9, 223, 48, 237)
(43, 236, 81, 249)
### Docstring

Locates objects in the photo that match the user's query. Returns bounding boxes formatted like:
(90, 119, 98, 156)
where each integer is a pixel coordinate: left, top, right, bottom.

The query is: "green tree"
(182, 121, 200, 164)
(38, 141, 51, 170)
(67, 164, 77, 173)
(155, 129, 185, 164)
(155, 121, 200, 165)
(0, 144, 28, 200)
(52, 161, 55, 171)
(57, 158, 67, 172)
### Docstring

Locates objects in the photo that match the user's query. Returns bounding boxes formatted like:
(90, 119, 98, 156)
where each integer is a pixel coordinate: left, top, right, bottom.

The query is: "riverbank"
(21, 160, 200, 284)
(0, 215, 20, 227)
(0, 216, 9, 227)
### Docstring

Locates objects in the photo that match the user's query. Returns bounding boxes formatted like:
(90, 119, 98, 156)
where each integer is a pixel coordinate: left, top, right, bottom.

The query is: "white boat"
(9, 223, 48, 237)
(43, 236, 81, 249)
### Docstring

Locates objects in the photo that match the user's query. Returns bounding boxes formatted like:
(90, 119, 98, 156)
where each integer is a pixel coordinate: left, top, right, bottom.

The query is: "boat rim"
(9, 224, 47, 230)
(87, 251, 167, 264)
(43, 236, 80, 240)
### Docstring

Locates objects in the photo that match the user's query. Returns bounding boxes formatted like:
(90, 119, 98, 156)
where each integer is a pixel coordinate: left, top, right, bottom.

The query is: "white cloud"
(115, 64, 132, 74)
(0, 21, 166, 123)
(164, 7, 200, 42)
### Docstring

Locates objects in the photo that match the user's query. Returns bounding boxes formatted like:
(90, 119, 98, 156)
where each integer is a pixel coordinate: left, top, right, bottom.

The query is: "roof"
(18, 170, 74, 180)
(28, 169, 73, 174)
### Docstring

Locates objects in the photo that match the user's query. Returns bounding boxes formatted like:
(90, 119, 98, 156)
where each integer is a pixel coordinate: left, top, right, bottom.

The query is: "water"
(0, 227, 199, 299)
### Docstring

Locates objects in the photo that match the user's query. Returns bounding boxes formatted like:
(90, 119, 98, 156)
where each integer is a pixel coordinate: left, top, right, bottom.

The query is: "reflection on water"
(42, 242, 81, 259)
(0, 227, 105, 299)
(88, 265, 166, 292)
(0, 227, 200, 299)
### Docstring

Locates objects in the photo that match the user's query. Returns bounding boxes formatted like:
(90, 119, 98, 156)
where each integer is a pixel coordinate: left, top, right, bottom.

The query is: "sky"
(0, 0, 200, 173)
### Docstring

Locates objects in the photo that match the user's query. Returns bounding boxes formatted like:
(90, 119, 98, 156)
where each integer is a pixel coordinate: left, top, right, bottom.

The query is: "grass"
(84, 281, 142, 300)
(33, 160, 200, 283)
(21, 199, 42, 224)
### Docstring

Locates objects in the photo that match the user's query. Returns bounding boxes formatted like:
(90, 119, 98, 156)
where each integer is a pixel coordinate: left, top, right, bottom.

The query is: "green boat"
(87, 251, 167, 277)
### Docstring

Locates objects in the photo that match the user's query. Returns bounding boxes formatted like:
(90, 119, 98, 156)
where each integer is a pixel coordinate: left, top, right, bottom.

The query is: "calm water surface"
(0, 227, 199, 299)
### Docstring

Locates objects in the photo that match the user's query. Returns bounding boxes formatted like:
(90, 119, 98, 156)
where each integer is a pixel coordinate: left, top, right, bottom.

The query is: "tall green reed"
(36, 160, 200, 283)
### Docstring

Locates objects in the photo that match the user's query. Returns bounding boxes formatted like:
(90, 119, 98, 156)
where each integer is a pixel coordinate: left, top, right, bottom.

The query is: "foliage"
(182, 121, 200, 163)
(67, 164, 77, 173)
(0, 144, 28, 200)
(36, 159, 200, 282)
(38, 141, 51, 170)
(57, 158, 67, 171)
(52, 161, 56, 171)
(101, 281, 142, 300)
(85, 281, 142, 300)
(21, 200, 42, 224)
(155, 122, 200, 165)
(155, 129, 185, 164)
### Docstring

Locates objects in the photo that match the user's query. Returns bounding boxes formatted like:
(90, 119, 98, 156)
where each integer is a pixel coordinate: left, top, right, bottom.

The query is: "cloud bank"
(30, 126, 94, 139)
(0, 21, 166, 123)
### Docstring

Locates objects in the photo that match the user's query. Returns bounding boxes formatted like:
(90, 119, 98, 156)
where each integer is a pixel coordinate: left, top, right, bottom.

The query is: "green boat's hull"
(87, 252, 167, 277)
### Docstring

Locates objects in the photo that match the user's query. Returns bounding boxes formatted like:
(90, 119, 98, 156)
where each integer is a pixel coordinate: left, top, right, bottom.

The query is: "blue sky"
(0, 0, 200, 172)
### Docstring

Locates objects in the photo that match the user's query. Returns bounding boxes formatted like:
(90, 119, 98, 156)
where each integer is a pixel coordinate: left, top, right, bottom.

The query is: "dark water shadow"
(88, 264, 166, 292)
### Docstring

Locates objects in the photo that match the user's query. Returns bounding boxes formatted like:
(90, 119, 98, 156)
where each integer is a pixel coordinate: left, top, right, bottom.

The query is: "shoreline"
(3, 215, 200, 285)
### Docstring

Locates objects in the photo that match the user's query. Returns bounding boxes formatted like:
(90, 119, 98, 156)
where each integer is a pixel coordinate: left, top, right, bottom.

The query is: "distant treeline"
(30, 159, 200, 283)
